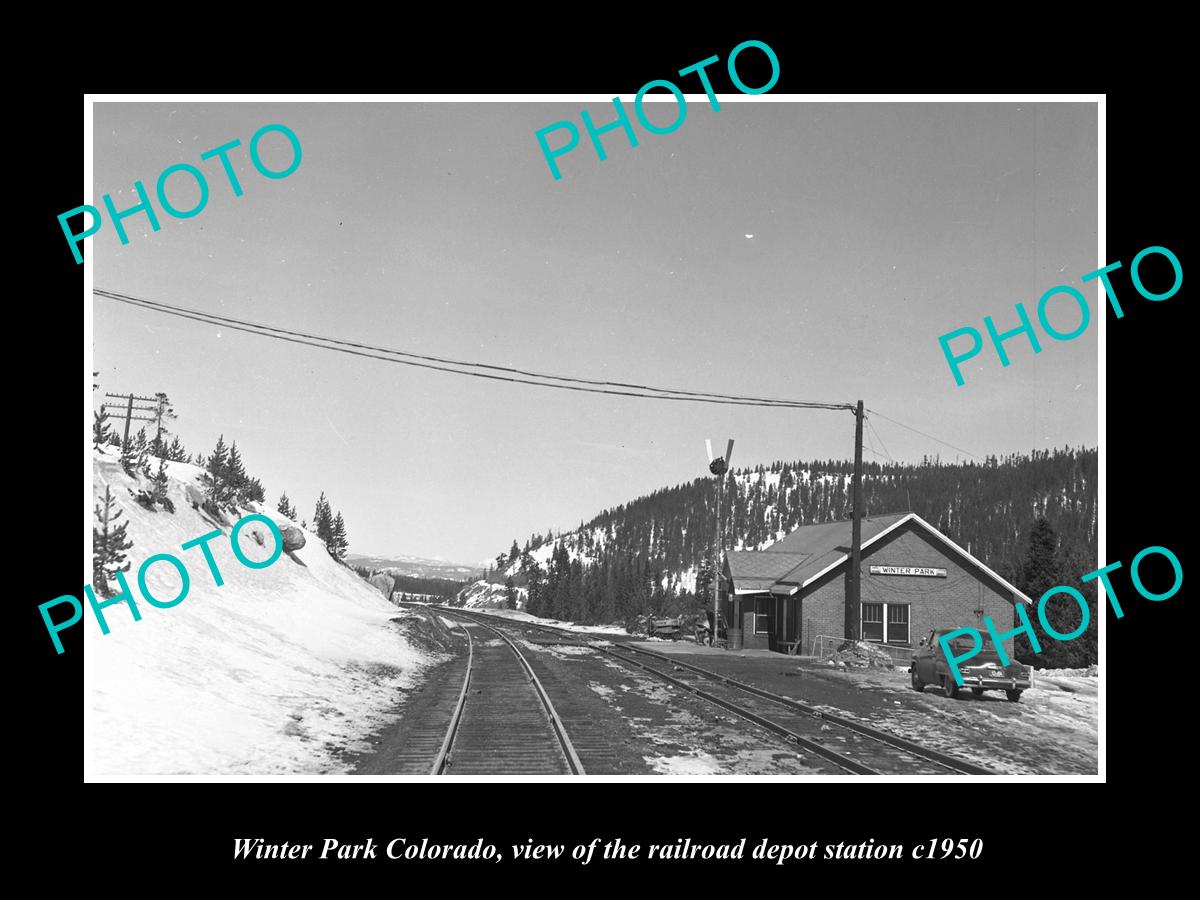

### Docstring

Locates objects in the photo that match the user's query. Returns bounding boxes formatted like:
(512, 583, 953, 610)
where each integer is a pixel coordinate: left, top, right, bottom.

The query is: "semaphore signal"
(705, 438, 734, 645)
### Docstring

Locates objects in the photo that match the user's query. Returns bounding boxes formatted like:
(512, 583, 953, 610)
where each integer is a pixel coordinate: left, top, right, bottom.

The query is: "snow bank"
(826, 640, 896, 670)
(1035, 665, 1098, 678)
(458, 605, 629, 637)
(87, 447, 437, 775)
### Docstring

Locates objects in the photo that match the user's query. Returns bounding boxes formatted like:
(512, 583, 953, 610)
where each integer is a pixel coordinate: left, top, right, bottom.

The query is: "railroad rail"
(433, 609, 586, 775)
(430, 606, 992, 776)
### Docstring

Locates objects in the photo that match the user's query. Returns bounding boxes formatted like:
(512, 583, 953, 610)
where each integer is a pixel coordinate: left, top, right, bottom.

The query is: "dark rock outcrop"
(279, 524, 306, 552)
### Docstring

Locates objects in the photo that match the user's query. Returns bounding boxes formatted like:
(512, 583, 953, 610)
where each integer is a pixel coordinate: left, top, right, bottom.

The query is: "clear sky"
(93, 101, 1098, 564)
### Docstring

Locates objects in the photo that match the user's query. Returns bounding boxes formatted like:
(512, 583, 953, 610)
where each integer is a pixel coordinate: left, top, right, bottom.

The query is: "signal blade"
(725, 438, 735, 468)
(705, 439, 714, 463)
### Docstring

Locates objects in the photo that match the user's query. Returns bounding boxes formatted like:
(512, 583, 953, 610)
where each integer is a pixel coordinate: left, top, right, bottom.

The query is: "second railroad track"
(433, 606, 993, 776)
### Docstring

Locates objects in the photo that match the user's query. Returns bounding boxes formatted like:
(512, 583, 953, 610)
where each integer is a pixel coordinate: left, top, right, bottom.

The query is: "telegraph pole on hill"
(104, 392, 159, 445)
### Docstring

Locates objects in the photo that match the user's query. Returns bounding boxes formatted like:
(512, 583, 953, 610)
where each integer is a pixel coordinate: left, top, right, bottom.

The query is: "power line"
(865, 418, 894, 463)
(95, 288, 854, 413)
(865, 408, 985, 462)
(864, 421, 881, 461)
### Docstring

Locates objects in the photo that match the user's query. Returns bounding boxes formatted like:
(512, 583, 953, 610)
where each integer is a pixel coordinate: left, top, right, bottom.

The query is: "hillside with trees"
(467, 447, 1098, 663)
(90, 399, 357, 589)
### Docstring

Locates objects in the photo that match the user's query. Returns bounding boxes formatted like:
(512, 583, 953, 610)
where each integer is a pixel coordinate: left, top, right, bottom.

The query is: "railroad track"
(431, 606, 993, 776)
(431, 609, 586, 775)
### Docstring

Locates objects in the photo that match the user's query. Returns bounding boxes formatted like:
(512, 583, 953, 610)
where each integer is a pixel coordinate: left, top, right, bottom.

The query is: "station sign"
(869, 565, 947, 578)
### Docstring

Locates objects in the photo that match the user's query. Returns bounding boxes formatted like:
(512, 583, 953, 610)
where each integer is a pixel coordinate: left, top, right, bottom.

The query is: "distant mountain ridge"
(345, 552, 481, 581)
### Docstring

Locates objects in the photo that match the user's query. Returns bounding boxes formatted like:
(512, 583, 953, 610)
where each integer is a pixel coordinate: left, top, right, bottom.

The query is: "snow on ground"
(470, 606, 629, 637)
(811, 665, 1097, 774)
(588, 683, 616, 700)
(87, 447, 438, 775)
(646, 752, 724, 775)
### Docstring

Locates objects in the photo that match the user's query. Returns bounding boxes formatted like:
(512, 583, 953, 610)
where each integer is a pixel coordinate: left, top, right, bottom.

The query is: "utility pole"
(845, 400, 865, 641)
(714, 467, 722, 644)
(104, 392, 160, 446)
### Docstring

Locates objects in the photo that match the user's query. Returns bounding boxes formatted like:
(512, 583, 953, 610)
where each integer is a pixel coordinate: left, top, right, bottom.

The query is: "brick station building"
(721, 512, 1032, 656)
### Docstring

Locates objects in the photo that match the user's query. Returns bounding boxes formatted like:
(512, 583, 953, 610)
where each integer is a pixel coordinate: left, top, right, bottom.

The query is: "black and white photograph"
(78, 94, 1105, 781)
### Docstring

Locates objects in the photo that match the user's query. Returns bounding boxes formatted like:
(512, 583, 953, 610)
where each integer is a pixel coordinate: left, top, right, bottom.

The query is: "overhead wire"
(95, 288, 854, 412)
(864, 408, 985, 462)
(866, 418, 894, 463)
(94, 289, 993, 463)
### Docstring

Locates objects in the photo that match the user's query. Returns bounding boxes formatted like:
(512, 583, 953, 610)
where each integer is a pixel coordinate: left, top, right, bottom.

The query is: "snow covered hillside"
(463, 449, 1097, 620)
(87, 446, 439, 775)
(456, 580, 517, 610)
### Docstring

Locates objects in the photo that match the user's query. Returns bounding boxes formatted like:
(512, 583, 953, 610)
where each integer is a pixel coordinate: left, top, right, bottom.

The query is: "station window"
(860, 602, 910, 645)
(861, 603, 884, 641)
(887, 604, 910, 644)
(754, 596, 771, 634)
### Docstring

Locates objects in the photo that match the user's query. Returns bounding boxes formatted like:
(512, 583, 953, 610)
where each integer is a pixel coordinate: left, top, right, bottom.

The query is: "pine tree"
(277, 492, 297, 519)
(1014, 516, 1075, 666)
(244, 476, 266, 504)
(93, 486, 134, 598)
(1021, 517, 1061, 601)
(508, 540, 520, 566)
(331, 511, 349, 560)
(147, 393, 177, 458)
(695, 550, 715, 607)
(92, 407, 113, 450)
(119, 437, 140, 478)
(200, 436, 230, 504)
(165, 436, 188, 462)
(525, 563, 546, 617)
(504, 577, 517, 610)
(314, 493, 334, 546)
(224, 442, 247, 507)
(150, 456, 174, 511)
(130, 427, 152, 478)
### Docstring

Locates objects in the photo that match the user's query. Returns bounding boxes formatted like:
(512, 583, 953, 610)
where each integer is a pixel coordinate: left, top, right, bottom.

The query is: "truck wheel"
(971, 687, 984, 697)
(1006, 690, 1022, 703)
(942, 676, 959, 699)
(910, 670, 924, 693)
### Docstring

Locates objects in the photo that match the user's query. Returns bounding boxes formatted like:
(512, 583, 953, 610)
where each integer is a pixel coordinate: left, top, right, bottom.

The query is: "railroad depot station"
(720, 512, 1033, 658)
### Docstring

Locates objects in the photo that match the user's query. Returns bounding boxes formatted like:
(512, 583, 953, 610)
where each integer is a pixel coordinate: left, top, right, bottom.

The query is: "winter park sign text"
(41, 514, 283, 654)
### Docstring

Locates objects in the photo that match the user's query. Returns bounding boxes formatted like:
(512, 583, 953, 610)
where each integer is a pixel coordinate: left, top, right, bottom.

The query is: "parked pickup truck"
(910, 628, 1032, 702)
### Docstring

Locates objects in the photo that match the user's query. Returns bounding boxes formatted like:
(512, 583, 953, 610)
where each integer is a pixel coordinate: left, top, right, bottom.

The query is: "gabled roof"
(770, 512, 910, 585)
(726, 512, 1032, 605)
(726, 549, 809, 594)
